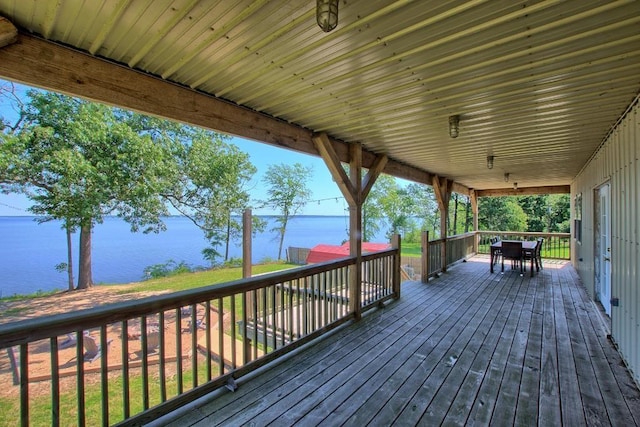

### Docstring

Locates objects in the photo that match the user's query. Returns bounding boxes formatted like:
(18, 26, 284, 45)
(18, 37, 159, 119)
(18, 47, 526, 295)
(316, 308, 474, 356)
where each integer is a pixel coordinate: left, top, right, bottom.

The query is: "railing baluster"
(51, 337, 60, 427)
(270, 284, 277, 350)
(176, 308, 183, 395)
(322, 271, 328, 327)
(279, 282, 285, 348)
(261, 287, 268, 352)
(191, 304, 198, 389)
(122, 320, 130, 419)
(288, 281, 294, 343)
(20, 344, 28, 427)
(296, 278, 302, 339)
(77, 331, 85, 427)
(230, 294, 237, 369)
(242, 291, 248, 365)
(159, 311, 166, 402)
(205, 301, 212, 381)
(251, 290, 257, 361)
(217, 297, 224, 375)
(100, 325, 109, 426)
(141, 316, 149, 410)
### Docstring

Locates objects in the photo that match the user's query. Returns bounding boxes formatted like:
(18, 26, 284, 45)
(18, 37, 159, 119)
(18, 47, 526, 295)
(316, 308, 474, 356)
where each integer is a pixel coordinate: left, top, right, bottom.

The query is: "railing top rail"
(362, 247, 398, 261)
(447, 232, 476, 241)
(477, 230, 571, 238)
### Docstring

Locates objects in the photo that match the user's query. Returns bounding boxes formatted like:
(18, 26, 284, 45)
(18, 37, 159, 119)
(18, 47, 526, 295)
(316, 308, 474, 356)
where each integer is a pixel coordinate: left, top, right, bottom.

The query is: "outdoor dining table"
(490, 240, 538, 276)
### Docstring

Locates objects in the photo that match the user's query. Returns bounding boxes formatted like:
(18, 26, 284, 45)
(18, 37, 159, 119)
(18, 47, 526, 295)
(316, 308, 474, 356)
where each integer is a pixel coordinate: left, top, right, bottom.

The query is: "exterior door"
(595, 183, 612, 316)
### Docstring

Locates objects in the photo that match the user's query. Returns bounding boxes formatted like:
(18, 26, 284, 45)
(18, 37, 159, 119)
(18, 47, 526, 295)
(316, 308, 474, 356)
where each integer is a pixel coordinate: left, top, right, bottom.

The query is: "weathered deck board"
(165, 257, 640, 427)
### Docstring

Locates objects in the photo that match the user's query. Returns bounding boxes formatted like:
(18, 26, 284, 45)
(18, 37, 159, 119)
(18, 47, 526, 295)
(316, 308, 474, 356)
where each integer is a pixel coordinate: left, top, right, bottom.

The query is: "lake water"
(0, 216, 388, 297)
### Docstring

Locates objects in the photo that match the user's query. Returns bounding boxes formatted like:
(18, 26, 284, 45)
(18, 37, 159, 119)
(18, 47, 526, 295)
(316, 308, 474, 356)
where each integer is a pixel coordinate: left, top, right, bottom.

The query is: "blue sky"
(0, 80, 348, 216)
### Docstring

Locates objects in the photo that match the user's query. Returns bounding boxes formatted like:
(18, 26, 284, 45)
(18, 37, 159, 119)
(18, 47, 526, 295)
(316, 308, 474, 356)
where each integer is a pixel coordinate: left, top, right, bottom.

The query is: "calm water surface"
(0, 216, 386, 296)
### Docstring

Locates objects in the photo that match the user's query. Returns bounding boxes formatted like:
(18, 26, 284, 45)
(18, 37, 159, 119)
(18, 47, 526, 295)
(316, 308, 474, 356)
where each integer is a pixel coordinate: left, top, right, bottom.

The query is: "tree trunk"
(451, 194, 459, 235)
(77, 222, 93, 289)
(224, 215, 231, 261)
(65, 223, 75, 291)
(464, 197, 472, 233)
(277, 217, 288, 260)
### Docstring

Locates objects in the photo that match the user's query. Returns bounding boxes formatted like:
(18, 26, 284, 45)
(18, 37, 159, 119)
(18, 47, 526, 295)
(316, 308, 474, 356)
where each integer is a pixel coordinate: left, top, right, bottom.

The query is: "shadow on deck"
(161, 256, 640, 426)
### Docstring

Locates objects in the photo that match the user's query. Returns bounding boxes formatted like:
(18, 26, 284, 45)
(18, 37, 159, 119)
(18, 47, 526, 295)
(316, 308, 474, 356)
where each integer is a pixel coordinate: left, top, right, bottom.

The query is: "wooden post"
(421, 231, 429, 283)
(391, 234, 401, 298)
(242, 208, 252, 279)
(349, 143, 363, 320)
(470, 190, 479, 253)
(433, 176, 452, 273)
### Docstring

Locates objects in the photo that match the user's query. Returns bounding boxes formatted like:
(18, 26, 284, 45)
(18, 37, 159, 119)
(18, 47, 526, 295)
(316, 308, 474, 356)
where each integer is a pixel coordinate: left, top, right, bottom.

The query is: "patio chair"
(490, 237, 501, 265)
(83, 333, 112, 363)
(501, 241, 523, 273)
(522, 239, 542, 273)
(536, 237, 544, 270)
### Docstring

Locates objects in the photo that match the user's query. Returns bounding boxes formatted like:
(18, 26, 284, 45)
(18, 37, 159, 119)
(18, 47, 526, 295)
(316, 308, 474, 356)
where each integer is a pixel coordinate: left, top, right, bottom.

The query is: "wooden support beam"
(0, 33, 470, 195)
(312, 133, 356, 206)
(432, 176, 452, 227)
(476, 185, 570, 197)
(0, 17, 18, 49)
(362, 153, 387, 201)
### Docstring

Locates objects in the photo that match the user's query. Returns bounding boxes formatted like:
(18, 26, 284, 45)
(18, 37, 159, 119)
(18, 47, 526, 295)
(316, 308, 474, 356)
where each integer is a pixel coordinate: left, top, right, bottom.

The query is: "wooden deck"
(163, 256, 640, 426)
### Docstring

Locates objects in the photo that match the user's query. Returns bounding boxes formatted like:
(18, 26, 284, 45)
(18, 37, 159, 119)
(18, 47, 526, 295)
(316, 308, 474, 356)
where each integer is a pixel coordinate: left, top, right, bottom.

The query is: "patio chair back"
(501, 241, 523, 259)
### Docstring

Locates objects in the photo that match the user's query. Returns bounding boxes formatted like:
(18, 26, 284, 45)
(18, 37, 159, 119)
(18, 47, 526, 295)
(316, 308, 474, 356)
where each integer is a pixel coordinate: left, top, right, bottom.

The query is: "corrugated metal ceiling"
(1, 0, 639, 191)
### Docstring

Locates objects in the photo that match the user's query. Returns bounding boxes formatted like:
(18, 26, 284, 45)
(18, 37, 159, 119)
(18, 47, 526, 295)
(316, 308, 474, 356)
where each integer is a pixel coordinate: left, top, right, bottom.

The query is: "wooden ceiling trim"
(0, 17, 18, 49)
(0, 32, 470, 195)
(476, 185, 570, 197)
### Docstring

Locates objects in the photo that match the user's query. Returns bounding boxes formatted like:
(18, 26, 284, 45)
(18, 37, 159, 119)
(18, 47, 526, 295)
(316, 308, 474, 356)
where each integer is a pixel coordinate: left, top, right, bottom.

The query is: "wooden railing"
(419, 232, 476, 281)
(476, 231, 571, 259)
(446, 232, 476, 266)
(0, 248, 400, 426)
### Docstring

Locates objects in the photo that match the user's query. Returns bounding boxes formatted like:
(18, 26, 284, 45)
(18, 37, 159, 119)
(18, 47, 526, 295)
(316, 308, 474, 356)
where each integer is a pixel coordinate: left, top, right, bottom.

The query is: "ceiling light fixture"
(448, 115, 460, 138)
(486, 155, 494, 170)
(504, 173, 510, 182)
(317, 0, 339, 32)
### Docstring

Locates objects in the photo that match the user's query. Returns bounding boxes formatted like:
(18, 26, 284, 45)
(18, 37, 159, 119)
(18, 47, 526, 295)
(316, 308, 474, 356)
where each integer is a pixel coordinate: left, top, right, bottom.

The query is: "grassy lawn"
(401, 242, 421, 257)
(114, 262, 296, 294)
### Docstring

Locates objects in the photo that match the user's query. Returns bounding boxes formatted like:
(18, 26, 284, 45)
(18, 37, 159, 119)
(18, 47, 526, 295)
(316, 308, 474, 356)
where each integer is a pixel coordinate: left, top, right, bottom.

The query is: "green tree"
(262, 163, 313, 260)
(406, 182, 438, 242)
(1, 91, 177, 289)
(361, 173, 389, 242)
(478, 196, 527, 232)
(547, 194, 570, 232)
(164, 130, 258, 265)
(518, 195, 549, 232)
(374, 175, 419, 240)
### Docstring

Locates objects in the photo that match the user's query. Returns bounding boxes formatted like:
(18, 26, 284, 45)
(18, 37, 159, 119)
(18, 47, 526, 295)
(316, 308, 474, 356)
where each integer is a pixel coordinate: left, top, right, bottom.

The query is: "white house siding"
(572, 96, 639, 386)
